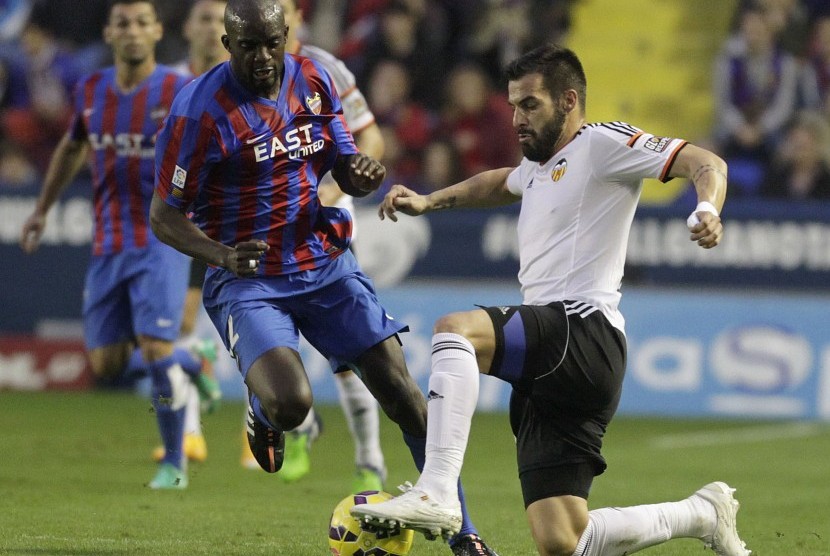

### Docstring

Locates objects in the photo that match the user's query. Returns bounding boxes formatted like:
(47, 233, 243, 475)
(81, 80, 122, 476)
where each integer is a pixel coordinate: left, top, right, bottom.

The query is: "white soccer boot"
(693, 481, 751, 556)
(350, 481, 462, 541)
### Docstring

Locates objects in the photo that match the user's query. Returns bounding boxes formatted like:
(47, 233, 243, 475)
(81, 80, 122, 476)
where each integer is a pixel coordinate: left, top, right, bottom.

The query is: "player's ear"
(561, 89, 577, 113)
(221, 35, 230, 52)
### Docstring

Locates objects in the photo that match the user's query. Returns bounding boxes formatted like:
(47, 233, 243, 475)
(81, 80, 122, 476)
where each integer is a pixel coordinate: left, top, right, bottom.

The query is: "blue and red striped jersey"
(70, 65, 189, 256)
(154, 55, 359, 276)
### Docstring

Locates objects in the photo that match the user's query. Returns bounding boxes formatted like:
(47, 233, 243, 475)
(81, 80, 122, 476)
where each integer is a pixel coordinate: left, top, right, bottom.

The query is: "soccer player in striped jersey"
(150, 2, 498, 555)
(352, 45, 750, 556)
(234, 0, 390, 494)
(19, 0, 218, 490)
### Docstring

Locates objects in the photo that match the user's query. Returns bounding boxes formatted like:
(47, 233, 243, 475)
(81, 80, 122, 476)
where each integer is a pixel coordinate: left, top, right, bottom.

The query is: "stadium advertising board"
(194, 284, 830, 421)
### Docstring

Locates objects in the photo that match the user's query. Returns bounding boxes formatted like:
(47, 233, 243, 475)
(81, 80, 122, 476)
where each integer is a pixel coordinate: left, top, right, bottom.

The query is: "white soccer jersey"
(505, 122, 687, 333)
(298, 44, 377, 231)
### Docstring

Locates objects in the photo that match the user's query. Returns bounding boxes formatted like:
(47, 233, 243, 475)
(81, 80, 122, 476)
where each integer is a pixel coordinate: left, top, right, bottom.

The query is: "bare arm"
(330, 152, 386, 198)
(668, 143, 728, 248)
(20, 133, 90, 253)
(318, 122, 386, 206)
(379, 167, 518, 222)
(149, 193, 267, 277)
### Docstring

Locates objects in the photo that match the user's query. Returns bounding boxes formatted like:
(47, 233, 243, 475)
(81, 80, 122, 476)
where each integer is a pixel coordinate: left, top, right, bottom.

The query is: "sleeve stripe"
(627, 131, 643, 147)
(659, 141, 688, 182)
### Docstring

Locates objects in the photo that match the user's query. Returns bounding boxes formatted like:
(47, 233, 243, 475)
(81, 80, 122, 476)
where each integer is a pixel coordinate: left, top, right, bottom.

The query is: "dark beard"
(520, 109, 566, 162)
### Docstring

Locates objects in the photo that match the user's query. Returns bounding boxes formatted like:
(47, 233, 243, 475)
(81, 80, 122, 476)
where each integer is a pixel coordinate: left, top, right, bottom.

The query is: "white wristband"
(686, 201, 719, 229)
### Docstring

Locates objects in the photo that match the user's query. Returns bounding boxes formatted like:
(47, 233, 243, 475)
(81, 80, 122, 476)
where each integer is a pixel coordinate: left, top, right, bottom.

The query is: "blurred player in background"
(150, 0, 228, 468)
(235, 0, 389, 494)
(353, 44, 750, 556)
(150, 2, 498, 554)
(19, 0, 218, 490)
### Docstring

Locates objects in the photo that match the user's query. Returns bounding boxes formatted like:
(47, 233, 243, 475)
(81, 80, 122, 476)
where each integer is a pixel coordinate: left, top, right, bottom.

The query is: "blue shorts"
(202, 251, 407, 377)
(83, 242, 189, 350)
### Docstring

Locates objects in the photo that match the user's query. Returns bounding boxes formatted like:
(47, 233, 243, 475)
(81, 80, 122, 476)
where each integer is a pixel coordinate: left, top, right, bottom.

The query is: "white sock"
(417, 332, 479, 506)
(183, 382, 202, 436)
(335, 369, 385, 475)
(572, 496, 715, 556)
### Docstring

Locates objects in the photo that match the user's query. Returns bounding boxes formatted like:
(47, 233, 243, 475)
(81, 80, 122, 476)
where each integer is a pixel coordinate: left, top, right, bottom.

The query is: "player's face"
(185, 1, 226, 59)
(223, 5, 287, 98)
(104, 2, 162, 66)
(509, 73, 565, 163)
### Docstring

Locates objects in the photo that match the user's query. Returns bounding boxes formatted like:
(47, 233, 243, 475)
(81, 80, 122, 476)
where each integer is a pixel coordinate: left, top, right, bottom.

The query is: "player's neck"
(552, 116, 586, 155)
(115, 58, 156, 93)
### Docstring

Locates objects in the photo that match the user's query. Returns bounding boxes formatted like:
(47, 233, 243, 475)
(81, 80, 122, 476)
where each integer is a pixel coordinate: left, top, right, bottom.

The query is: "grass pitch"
(1, 391, 829, 555)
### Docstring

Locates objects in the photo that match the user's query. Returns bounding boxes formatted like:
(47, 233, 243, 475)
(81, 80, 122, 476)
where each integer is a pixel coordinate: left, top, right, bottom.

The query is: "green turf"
(1, 391, 829, 555)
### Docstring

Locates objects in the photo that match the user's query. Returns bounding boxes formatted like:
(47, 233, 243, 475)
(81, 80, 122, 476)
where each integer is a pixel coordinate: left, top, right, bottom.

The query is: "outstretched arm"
(668, 143, 728, 249)
(20, 133, 89, 253)
(379, 167, 518, 222)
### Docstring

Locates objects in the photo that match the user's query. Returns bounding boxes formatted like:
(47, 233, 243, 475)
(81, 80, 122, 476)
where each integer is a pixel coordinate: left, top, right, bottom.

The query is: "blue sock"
(150, 355, 187, 469)
(402, 432, 477, 543)
(171, 347, 201, 378)
(250, 394, 280, 431)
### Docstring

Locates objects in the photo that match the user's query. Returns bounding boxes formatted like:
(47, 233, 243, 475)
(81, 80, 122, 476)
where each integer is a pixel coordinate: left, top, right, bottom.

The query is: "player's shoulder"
(169, 63, 226, 116)
(288, 51, 347, 91)
(74, 66, 114, 90)
(583, 121, 644, 143)
(155, 64, 191, 88)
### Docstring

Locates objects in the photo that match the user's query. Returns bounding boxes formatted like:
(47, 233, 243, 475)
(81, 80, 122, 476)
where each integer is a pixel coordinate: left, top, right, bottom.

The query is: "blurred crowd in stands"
(2, 0, 830, 204)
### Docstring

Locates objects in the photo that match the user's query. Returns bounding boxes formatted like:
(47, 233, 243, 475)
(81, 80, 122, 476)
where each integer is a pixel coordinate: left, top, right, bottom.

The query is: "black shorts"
(188, 258, 208, 289)
(483, 301, 626, 507)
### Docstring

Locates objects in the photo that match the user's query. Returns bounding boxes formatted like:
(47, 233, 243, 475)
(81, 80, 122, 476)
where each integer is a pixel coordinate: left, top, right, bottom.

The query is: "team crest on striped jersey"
(551, 158, 567, 182)
(305, 92, 322, 115)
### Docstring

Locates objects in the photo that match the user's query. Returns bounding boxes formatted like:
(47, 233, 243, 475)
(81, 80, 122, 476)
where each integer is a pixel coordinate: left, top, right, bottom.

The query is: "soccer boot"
(148, 462, 188, 490)
(350, 481, 462, 541)
(693, 481, 751, 556)
(151, 432, 208, 463)
(246, 404, 285, 473)
(451, 533, 500, 556)
(278, 411, 323, 483)
(352, 465, 385, 494)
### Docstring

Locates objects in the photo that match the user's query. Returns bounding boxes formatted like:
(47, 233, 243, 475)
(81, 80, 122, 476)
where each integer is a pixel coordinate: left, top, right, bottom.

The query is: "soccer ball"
(328, 490, 415, 556)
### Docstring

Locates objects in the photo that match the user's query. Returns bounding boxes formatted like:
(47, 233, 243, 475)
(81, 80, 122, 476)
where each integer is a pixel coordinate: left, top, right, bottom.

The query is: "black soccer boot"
(450, 533, 500, 556)
(246, 404, 285, 473)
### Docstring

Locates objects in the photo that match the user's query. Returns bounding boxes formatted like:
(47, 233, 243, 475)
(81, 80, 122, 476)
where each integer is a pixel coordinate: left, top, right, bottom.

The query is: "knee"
(433, 313, 473, 337)
(257, 385, 313, 431)
(88, 347, 129, 379)
(533, 529, 580, 556)
(138, 337, 174, 363)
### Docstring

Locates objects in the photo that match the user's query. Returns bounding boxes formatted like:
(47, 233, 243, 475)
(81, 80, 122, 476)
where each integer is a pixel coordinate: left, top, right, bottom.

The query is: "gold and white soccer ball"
(328, 490, 415, 556)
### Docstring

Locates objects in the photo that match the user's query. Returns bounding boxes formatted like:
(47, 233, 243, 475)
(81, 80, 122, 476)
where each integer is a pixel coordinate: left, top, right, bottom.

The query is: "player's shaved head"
(225, 0, 284, 34)
(222, 0, 287, 99)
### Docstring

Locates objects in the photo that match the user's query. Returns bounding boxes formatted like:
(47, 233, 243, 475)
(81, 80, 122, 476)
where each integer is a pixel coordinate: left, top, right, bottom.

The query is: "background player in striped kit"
(150, 0, 229, 469)
(150, 2, 498, 554)
(19, 0, 215, 490)
(234, 0, 390, 494)
(352, 44, 750, 556)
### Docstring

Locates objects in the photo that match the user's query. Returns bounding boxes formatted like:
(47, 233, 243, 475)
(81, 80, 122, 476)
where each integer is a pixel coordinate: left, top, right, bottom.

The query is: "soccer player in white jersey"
(352, 44, 751, 556)
(236, 0, 390, 495)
